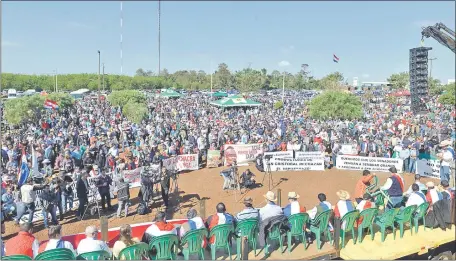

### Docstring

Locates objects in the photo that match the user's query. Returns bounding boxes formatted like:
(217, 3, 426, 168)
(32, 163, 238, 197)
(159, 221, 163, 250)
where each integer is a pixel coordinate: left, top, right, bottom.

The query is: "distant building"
(353, 77, 359, 88)
(360, 81, 391, 90)
(448, 79, 455, 84)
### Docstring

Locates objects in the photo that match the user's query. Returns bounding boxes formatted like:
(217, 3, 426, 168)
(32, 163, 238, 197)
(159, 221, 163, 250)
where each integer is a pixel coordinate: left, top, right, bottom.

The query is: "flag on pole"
(44, 99, 59, 110)
(333, 54, 339, 63)
(17, 149, 30, 187)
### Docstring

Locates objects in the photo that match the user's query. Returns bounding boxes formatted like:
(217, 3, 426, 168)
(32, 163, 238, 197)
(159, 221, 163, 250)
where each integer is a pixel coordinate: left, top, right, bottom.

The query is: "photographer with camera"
(95, 170, 113, 211)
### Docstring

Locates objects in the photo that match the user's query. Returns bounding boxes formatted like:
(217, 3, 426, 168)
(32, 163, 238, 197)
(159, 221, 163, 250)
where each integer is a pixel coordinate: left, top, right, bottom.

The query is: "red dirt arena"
(3, 165, 436, 259)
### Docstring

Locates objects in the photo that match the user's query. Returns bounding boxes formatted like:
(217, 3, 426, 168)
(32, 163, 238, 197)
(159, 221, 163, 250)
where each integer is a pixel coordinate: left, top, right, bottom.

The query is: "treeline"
(2, 63, 347, 92)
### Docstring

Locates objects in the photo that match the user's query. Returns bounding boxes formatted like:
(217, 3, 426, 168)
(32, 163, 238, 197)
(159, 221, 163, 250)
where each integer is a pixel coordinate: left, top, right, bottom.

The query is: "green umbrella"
(210, 96, 261, 108)
(160, 89, 181, 98)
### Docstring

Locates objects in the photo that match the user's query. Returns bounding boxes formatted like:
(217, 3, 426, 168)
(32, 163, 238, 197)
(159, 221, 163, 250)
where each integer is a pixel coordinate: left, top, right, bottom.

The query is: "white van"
(24, 89, 37, 96)
(7, 89, 17, 99)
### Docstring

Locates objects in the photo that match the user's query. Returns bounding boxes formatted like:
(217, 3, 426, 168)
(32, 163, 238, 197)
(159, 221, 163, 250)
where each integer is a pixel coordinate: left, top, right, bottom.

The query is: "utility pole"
(158, 0, 161, 75)
(98, 50, 101, 93)
(53, 69, 58, 92)
(102, 63, 105, 91)
(282, 72, 285, 102)
(210, 61, 213, 98)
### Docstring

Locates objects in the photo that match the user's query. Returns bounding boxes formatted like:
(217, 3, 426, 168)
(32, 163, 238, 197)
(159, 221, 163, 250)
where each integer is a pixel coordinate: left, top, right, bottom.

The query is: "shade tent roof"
(210, 96, 262, 107)
(160, 89, 182, 97)
(212, 91, 228, 97)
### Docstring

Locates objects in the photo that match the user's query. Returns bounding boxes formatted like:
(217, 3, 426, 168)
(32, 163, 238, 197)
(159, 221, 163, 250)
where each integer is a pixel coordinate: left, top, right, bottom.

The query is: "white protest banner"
(224, 144, 263, 165)
(295, 151, 324, 158)
(340, 144, 358, 155)
(264, 151, 293, 158)
(336, 155, 403, 172)
(416, 158, 440, 179)
(122, 167, 142, 187)
(163, 154, 199, 171)
(267, 157, 325, 171)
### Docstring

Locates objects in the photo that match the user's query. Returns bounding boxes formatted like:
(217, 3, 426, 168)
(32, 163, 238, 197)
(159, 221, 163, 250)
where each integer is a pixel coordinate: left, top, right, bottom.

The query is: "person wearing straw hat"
(334, 190, 355, 220)
(283, 192, 306, 218)
(437, 140, 454, 184)
(425, 181, 443, 206)
(236, 197, 259, 221)
(259, 191, 283, 222)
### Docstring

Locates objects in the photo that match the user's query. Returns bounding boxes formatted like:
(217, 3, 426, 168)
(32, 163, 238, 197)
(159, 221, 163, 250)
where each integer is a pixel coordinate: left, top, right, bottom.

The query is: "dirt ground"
(3, 165, 436, 242)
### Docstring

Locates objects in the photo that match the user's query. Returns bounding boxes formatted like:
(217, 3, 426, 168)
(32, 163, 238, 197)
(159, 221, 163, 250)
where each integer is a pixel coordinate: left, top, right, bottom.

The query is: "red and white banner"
(163, 154, 199, 172)
(224, 143, 263, 166)
(44, 99, 59, 110)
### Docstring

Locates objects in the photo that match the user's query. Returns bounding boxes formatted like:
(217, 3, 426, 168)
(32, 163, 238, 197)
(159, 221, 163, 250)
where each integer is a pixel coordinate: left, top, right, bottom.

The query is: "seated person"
(38, 225, 76, 256)
(283, 192, 306, 217)
(240, 169, 256, 188)
(404, 174, 427, 197)
(179, 209, 206, 249)
(334, 190, 355, 229)
(4, 223, 39, 258)
(77, 226, 112, 256)
(308, 193, 332, 220)
(142, 212, 177, 244)
(1, 186, 17, 218)
(205, 203, 235, 244)
(236, 197, 259, 221)
(405, 183, 426, 207)
(356, 193, 376, 226)
(426, 182, 443, 205)
(113, 224, 140, 259)
(440, 180, 454, 200)
(259, 191, 283, 222)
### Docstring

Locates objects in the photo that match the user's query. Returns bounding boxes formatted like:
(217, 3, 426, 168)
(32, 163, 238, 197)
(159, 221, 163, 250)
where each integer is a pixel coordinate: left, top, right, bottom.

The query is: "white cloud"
(278, 60, 291, 67)
(362, 73, 370, 78)
(2, 41, 20, 47)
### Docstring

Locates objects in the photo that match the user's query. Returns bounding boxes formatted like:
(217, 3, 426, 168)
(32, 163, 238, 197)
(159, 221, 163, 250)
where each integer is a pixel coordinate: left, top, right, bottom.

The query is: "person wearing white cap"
(425, 181, 443, 206)
(259, 191, 283, 222)
(283, 192, 306, 218)
(437, 140, 454, 184)
(76, 225, 112, 256)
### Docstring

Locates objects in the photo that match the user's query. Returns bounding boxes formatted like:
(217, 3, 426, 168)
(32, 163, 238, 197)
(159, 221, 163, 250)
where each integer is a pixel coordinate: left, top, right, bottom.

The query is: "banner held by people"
(224, 144, 263, 166)
(416, 158, 441, 179)
(207, 150, 221, 168)
(163, 154, 199, 172)
(336, 155, 403, 172)
(266, 157, 325, 171)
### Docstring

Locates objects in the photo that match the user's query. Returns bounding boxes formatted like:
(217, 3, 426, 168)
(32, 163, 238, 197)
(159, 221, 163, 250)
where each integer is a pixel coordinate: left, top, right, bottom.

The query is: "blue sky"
(2, 1, 455, 83)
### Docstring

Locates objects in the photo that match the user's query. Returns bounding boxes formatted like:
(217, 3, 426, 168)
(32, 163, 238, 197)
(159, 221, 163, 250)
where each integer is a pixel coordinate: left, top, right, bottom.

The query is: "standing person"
(409, 144, 418, 174)
(354, 170, 376, 204)
(160, 167, 171, 209)
(399, 144, 411, 173)
(76, 172, 89, 220)
(437, 140, 454, 184)
(380, 166, 405, 210)
(4, 223, 39, 258)
(96, 171, 113, 211)
(38, 184, 59, 228)
(15, 179, 45, 225)
(116, 178, 130, 218)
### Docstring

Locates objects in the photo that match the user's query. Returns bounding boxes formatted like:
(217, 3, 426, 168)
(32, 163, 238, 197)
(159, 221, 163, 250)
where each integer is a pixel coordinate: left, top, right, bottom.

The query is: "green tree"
(122, 101, 148, 124)
(308, 91, 363, 120)
(107, 90, 146, 107)
(429, 77, 443, 95)
(387, 72, 409, 90)
(439, 83, 455, 105)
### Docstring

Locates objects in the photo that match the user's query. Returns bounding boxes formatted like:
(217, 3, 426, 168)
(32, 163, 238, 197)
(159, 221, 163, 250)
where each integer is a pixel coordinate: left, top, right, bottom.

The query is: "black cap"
(441, 180, 450, 188)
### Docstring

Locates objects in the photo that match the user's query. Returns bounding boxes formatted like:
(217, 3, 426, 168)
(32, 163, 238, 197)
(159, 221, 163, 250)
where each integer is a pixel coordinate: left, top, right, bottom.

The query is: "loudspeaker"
(409, 47, 432, 114)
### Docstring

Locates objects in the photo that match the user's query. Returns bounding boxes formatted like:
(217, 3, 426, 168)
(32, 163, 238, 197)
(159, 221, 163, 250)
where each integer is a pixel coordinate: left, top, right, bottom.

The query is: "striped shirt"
(236, 207, 259, 221)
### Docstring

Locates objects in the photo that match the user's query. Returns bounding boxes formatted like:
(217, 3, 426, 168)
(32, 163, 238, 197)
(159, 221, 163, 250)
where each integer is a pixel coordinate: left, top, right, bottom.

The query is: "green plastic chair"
(208, 223, 234, 260)
(374, 208, 399, 242)
(286, 213, 309, 253)
(76, 250, 111, 260)
(1, 255, 32, 260)
(264, 221, 284, 255)
(35, 248, 75, 260)
(118, 242, 149, 260)
(395, 205, 417, 238)
(234, 218, 259, 259)
(180, 228, 208, 260)
(339, 210, 359, 249)
(149, 234, 179, 260)
(412, 202, 430, 233)
(310, 209, 333, 250)
(357, 207, 379, 243)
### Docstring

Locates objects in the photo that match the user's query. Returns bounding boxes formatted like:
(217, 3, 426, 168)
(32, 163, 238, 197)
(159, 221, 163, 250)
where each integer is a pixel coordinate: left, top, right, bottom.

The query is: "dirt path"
(4, 166, 433, 242)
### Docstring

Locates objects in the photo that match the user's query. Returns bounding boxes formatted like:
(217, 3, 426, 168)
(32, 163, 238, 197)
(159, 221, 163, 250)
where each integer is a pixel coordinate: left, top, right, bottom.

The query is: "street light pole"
(98, 50, 101, 93)
(102, 63, 105, 91)
(282, 72, 285, 102)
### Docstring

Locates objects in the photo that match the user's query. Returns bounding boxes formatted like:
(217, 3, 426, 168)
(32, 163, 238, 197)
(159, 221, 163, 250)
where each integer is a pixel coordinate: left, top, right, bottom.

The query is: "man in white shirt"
(405, 184, 426, 207)
(259, 191, 283, 222)
(15, 179, 45, 225)
(404, 174, 427, 197)
(76, 226, 112, 256)
(438, 140, 454, 183)
(38, 225, 76, 256)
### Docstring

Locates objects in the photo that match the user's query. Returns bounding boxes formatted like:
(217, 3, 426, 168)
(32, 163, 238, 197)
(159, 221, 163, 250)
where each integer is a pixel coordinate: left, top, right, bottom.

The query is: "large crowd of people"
(1, 89, 455, 258)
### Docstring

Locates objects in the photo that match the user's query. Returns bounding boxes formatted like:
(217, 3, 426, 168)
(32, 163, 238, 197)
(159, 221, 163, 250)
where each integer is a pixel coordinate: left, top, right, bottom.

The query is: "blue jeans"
(332, 154, 337, 167)
(403, 158, 410, 173)
(386, 196, 403, 210)
(62, 194, 74, 213)
(408, 158, 417, 173)
(440, 166, 451, 182)
(15, 202, 35, 224)
(42, 205, 58, 228)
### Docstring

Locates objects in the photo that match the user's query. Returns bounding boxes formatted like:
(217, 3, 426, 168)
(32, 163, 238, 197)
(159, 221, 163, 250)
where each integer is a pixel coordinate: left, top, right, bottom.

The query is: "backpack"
(137, 202, 149, 215)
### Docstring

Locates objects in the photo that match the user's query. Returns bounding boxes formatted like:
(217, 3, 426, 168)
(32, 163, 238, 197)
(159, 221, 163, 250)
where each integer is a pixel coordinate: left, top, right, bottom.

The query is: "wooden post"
(100, 216, 108, 242)
(241, 236, 249, 260)
(333, 217, 341, 252)
(199, 199, 206, 220)
(277, 188, 282, 207)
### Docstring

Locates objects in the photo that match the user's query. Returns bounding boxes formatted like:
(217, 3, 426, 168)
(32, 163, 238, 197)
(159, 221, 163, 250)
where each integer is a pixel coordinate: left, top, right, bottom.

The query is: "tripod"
(81, 187, 101, 221)
(261, 159, 274, 191)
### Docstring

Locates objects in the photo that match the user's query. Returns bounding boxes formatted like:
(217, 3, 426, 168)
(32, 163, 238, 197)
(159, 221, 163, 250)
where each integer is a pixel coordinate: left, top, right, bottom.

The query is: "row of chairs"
(1, 202, 430, 260)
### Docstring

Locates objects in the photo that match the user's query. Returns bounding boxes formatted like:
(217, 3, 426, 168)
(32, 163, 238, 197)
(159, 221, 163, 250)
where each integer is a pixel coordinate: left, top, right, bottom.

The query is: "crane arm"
(421, 23, 455, 53)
